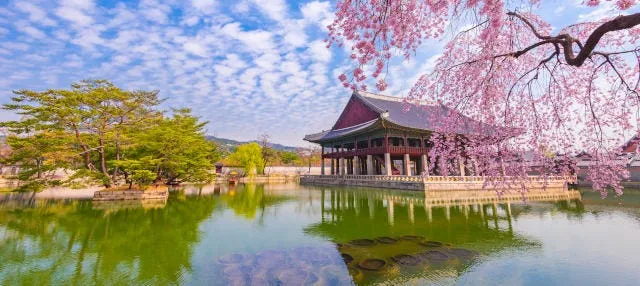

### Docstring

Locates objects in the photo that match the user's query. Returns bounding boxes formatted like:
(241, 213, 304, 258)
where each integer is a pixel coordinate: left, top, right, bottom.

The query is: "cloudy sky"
(0, 0, 634, 146)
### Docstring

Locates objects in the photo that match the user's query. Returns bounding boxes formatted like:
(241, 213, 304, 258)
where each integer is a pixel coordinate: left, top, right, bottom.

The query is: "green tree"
(258, 133, 277, 174)
(1, 131, 72, 191)
(228, 143, 263, 177)
(1, 80, 219, 190)
(2, 80, 160, 188)
(279, 151, 300, 165)
(135, 109, 219, 185)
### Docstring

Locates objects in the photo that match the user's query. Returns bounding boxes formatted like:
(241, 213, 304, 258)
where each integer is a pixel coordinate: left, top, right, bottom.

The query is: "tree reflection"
(223, 184, 291, 220)
(304, 188, 579, 284)
(0, 194, 219, 285)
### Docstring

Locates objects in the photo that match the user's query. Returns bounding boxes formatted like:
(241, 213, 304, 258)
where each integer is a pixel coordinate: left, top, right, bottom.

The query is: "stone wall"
(300, 175, 570, 192)
(93, 189, 168, 201)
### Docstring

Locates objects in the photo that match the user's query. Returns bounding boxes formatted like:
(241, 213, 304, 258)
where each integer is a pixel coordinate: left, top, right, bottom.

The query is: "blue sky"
(0, 0, 634, 146)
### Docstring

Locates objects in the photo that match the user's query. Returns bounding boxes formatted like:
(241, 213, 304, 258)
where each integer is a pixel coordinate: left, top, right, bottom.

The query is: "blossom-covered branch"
(329, 0, 640, 196)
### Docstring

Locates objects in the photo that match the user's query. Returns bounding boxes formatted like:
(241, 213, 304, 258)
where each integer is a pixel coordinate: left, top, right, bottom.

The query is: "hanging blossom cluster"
(329, 0, 640, 197)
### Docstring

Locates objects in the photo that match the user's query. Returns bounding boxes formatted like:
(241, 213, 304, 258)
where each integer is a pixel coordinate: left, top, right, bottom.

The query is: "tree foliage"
(228, 143, 263, 177)
(329, 0, 640, 196)
(1, 80, 220, 190)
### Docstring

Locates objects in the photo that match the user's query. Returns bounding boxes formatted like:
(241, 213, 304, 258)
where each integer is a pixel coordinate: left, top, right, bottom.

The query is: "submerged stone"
(217, 253, 245, 265)
(375, 236, 398, 244)
(222, 264, 253, 278)
(419, 241, 444, 248)
(276, 268, 319, 284)
(254, 250, 286, 269)
(391, 254, 421, 266)
(399, 235, 424, 241)
(447, 248, 478, 259)
(341, 253, 354, 264)
(349, 238, 376, 246)
(417, 250, 450, 262)
(358, 258, 387, 271)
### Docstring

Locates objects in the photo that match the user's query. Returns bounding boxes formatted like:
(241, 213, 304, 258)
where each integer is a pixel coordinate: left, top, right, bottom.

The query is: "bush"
(131, 170, 157, 190)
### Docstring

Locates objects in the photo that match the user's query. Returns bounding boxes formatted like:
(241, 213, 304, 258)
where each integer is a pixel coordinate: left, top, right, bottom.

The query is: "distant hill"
(206, 136, 298, 153)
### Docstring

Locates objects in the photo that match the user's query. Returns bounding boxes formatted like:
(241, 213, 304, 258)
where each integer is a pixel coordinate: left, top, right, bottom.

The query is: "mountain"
(206, 136, 299, 153)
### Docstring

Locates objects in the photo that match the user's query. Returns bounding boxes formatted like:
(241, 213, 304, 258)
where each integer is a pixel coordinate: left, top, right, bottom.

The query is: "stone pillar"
(403, 154, 411, 176)
(340, 157, 346, 175)
(458, 156, 466, 176)
(366, 155, 374, 175)
(421, 154, 429, 176)
(384, 153, 392, 176)
(353, 156, 359, 175)
(321, 157, 325, 175)
(330, 158, 335, 175)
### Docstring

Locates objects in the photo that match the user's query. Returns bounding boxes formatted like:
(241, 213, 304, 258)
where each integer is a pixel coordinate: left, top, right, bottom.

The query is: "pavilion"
(304, 91, 494, 177)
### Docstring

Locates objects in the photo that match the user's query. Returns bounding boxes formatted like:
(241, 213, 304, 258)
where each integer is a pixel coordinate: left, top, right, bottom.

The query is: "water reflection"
(303, 187, 582, 284)
(0, 184, 603, 285)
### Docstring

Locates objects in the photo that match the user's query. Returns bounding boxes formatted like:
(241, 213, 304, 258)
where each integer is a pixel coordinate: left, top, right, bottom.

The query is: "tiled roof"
(303, 119, 379, 142)
(356, 91, 499, 136)
(304, 90, 509, 143)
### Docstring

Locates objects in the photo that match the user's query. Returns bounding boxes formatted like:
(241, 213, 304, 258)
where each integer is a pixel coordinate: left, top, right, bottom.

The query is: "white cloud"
(251, 0, 288, 22)
(55, 0, 94, 27)
(183, 41, 208, 57)
(191, 0, 217, 14)
(308, 40, 331, 62)
(15, 2, 57, 26)
(17, 26, 46, 39)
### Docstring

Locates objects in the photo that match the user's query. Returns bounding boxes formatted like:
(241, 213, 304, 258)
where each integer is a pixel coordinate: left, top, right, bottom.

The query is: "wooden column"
(384, 152, 392, 176)
(321, 146, 325, 175)
(420, 136, 429, 176)
(403, 153, 411, 176)
(366, 155, 374, 175)
(421, 154, 429, 176)
(458, 156, 466, 176)
(353, 156, 359, 175)
(331, 158, 335, 175)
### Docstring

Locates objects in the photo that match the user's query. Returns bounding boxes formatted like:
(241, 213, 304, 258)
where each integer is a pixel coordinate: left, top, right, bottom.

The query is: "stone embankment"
(93, 189, 168, 201)
(301, 175, 575, 192)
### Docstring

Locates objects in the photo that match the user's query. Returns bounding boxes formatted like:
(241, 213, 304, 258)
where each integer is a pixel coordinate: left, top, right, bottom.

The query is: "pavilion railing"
(324, 146, 427, 158)
(301, 174, 577, 184)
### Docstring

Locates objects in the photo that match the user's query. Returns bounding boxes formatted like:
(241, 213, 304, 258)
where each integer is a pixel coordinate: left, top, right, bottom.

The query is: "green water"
(0, 184, 639, 285)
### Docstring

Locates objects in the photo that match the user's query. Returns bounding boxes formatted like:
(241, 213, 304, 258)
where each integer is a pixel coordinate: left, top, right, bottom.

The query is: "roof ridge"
(356, 90, 404, 102)
(356, 90, 438, 106)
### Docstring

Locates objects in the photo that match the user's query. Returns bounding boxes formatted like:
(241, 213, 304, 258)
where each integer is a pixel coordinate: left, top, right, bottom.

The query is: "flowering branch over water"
(329, 0, 640, 196)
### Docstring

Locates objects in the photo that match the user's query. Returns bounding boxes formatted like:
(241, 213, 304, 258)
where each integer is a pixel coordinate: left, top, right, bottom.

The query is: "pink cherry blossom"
(329, 0, 640, 197)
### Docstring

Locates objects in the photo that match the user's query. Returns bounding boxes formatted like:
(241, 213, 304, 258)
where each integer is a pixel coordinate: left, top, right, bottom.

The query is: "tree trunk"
(98, 135, 111, 187)
(72, 124, 95, 171)
(112, 132, 120, 182)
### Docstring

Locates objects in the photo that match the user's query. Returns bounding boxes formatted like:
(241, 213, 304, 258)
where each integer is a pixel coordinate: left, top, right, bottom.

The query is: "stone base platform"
(300, 175, 575, 192)
(93, 189, 168, 201)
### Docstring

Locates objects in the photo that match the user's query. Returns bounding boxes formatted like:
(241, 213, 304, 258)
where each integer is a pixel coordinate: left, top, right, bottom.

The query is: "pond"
(0, 184, 639, 285)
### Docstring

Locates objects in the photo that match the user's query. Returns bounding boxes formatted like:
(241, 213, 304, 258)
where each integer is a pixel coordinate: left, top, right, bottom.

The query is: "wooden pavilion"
(304, 91, 492, 177)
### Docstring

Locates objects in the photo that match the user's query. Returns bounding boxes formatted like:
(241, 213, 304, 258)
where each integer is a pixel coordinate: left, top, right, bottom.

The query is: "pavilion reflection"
(306, 187, 582, 284)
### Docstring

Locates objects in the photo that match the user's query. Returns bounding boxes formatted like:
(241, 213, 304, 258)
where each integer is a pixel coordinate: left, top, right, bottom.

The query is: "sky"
(0, 0, 634, 146)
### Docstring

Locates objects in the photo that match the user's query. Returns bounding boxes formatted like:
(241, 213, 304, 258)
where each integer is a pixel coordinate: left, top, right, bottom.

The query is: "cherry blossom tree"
(328, 0, 640, 197)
